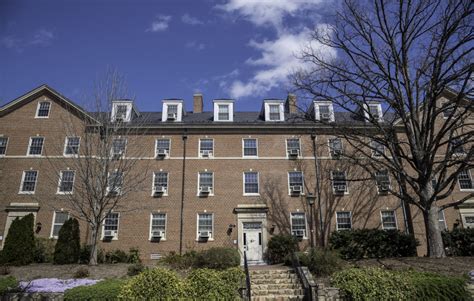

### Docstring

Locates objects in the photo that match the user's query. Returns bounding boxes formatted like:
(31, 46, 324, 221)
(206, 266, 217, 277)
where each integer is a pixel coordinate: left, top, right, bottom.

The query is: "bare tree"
(294, 0, 473, 257)
(45, 70, 151, 264)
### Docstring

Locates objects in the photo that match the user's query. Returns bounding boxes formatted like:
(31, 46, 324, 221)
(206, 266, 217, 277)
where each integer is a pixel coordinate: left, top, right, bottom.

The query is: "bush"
(33, 237, 56, 263)
(73, 267, 90, 279)
(64, 279, 125, 301)
(0, 265, 10, 275)
(104, 249, 128, 264)
(160, 251, 198, 270)
(127, 263, 145, 276)
(265, 234, 298, 264)
(195, 247, 240, 270)
(2, 214, 35, 265)
(442, 228, 474, 256)
(332, 268, 470, 301)
(79, 245, 92, 264)
(185, 268, 244, 299)
(54, 218, 81, 264)
(329, 229, 418, 259)
(296, 249, 344, 277)
(127, 247, 141, 263)
(119, 268, 187, 300)
(0, 276, 18, 295)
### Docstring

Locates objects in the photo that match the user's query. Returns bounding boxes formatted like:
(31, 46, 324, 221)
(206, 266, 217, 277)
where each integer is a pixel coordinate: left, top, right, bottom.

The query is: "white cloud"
(147, 15, 172, 32)
(1, 36, 21, 50)
(185, 41, 206, 50)
(181, 13, 204, 25)
(30, 29, 54, 46)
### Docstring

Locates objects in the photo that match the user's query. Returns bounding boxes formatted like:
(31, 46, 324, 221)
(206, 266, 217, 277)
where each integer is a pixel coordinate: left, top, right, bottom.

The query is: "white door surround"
(243, 222, 263, 263)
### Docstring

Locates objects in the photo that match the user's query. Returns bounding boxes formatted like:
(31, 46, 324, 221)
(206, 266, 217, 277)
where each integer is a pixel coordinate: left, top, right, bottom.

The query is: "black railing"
(243, 251, 251, 301)
(291, 252, 314, 301)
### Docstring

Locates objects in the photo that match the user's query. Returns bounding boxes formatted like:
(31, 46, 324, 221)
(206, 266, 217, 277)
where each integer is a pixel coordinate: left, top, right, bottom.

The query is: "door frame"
(234, 205, 268, 265)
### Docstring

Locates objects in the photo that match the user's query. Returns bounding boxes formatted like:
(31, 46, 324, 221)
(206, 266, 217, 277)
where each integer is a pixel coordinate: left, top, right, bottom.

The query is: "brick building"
(0, 85, 472, 263)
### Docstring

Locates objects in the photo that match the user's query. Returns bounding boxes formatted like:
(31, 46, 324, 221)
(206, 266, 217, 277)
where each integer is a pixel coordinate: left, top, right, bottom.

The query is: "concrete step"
(251, 278, 301, 285)
(251, 295, 305, 301)
(252, 289, 305, 296)
(252, 284, 302, 290)
(250, 273, 298, 280)
(249, 269, 294, 275)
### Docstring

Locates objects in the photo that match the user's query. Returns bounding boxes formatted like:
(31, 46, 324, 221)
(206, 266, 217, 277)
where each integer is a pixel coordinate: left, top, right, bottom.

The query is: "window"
(115, 105, 127, 120)
(367, 104, 382, 121)
(375, 170, 390, 193)
(244, 172, 259, 195)
(156, 139, 170, 157)
(36, 101, 51, 117)
(438, 210, 447, 231)
(269, 104, 281, 121)
(442, 102, 455, 118)
(199, 139, 214, 157)
(286, 138, 301, 157)
(289, 172, 303, 194)
(197, 213, 213, 239)
(336, 211, 352, 230)
(450, 138, 465, 155)
(218, 104, 230, 121)
(150, 213, 166, 240)
(0, 137, 8, 155)
(58, 170, 75, 193)
(107, 171, 123, 194)
(314, 102, 334, 122)
(153, 172, 168, 194)
(103, 212, 119, 239)
(329, 138, 343, 157)
(167, 104, 178, 115)
(20, 170, 38, 193)
(198, 172, 213, 194)
(243, 139, 258, 157)
(111, 138, 126, 157)
(64, 137, 80, 155)
(458, 170, 473, 190)
(51, 211, 69, 238)
(381, 210, 397, 229)
(371, 140, 385, 157)
(462, 214, 474, 228)
(318, 105, 331, 121)
(332, 171, 348, 193)
(291, 213, 307, 237)
(28, 137, 44, 155)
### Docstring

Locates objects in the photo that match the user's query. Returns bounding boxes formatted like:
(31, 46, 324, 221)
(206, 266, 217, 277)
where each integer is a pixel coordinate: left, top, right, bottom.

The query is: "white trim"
(27, 136, 44, 156)
(458, 169, 474, 191)
(328, 137, 343, 158)
(155, 138, 171, 158)
(50, 210, 69, 239)
(56, 170, 75, 194)
(438, 209, 447, 231)
(243, 171, 260, 196)
(196, 212, 214, 241)
(331, 170, 349, 194)
(288, 171, 305, 196)
(35, 101, 51, 118)
(197, 171, 214, 196)
(336, 211, 352, 230)
(290, 212, 308, 239)
(364, 103, 383, 122)
(152, 171, 169, 196)
(19, 170, 38, 194)
(63, 136, 81, 157)
(285, 137, 302, 159)
(198, 138, 214, 158)
(162, 101, 184, 122)
(380, 210, 398, 230)
(242, 138, 259, 158)
(101, 212, 120, 240)
(149, 212, 167, 241)
(264, 102, 285, 122)
(313, 102, 335, 122)
(213, 101, 234, 122)
(111, 102, 133, 123)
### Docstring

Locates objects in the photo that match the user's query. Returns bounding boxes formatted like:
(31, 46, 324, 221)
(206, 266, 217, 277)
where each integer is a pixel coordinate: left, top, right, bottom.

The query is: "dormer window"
(218, 105, 229, 120)
(314, 102, 334, 122)
(167, 105, 178, 119)
(263, 100, 284, 121)
(115, 105, 127, 120)
(213, 100, 234, 122)
(111, 101, 134, 123)
(269, 105, 280, 121)
(162, 100, 184, 122)
(365, 103, 383, 122)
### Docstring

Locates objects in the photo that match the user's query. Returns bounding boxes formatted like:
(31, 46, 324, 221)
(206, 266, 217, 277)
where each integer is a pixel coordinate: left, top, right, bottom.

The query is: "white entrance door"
(243, 222, 263, 263)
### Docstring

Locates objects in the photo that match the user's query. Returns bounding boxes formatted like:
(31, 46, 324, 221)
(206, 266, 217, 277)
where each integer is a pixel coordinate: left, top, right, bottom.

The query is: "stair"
(249, 268, 305, 301)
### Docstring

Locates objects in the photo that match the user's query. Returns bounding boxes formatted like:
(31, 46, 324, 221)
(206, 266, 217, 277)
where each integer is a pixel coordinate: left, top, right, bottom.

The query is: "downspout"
(179, 129, 188, 255)
(311, 132, 325, 247)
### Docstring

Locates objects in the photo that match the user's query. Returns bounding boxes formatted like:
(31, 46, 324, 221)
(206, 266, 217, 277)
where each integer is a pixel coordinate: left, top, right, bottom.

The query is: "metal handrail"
(291, 252, 314, 301)
(243, 251, 251, 301)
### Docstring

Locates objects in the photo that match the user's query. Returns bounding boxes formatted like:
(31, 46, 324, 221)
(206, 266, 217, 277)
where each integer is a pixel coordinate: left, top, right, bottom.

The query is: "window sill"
(243, 193, 260, 197)
(460, 189, 474, 192)
(63, 154, 79, 158)
(26, 155, 43, 157)
(197, 194, 214, 197)
(18, 191, 35, 195)
(242, 156, 258, 159)
(195, 238, 214, 241)
(149, 238, 166, 241)
(34, 116, 50, 119)
(56, 192, 74, 195)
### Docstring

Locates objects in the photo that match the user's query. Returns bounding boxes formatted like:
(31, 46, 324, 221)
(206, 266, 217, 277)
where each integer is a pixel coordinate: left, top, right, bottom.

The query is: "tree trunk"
(89, 223, 99, 265)
(424, 205, 446, 258)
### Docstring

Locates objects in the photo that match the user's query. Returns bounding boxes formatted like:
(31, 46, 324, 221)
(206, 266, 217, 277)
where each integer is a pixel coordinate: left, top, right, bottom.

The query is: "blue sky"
(0, 0, 337, 111)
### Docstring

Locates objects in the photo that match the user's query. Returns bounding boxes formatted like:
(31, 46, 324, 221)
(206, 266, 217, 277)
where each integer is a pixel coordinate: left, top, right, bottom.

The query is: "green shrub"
(332, 268, 470, 301)
(104, 249, 128, 264)
(0, 276, 18, 295)
(219, 267, 246, 297)
(0, 266, 10, 275)
(195, 247, 240, 270)
(79, 245, 92, 264)
(442, 228, 474, 256)
(73, 267, 90, 279)
(296, 249, 343, 277)
(119, 268, 187, 299)
(64, 279, 125, 301)
(265, 234, 298, 264)
(127, 263, 145, 276)
(185, 268, 244, 299)
(2, 214, 35, 265)
(127, 247, 141, 264)
(54, 218, 81, 264)
(329, 229, 418, 259)
(33, 237, 56, 263)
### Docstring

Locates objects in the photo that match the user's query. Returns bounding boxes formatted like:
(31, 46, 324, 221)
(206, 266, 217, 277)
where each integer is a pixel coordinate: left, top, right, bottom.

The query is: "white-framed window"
(197, 213, 213, 240)
(291, 212, 307, 238)
(115, 105, 128, 120)
(199, 139, 214, 158)
(314, 102, 335, 122)
(51, 211, 69, 238)
(153, 172, 168, 195)
(365, 103, 383, 122)
(218, 104, 230, 121)
(111, 138, 127, 157)
(381, 210, 397, 229)
(64, 137, 80, 156)
(243, 138, 258, 157)
(264, 101, 284, 121)
(155, 138, 171, 158)
(438, 210, 447, 231)
(58, 170, 75, 194)
(0, 137, 8, 156)
(332, 171, 348, 194)
(286, 138, 301, 157)
(213, 100, 234, 122)
(36, 101, 51, 118)
(102, 212, 119, 239)
(162, 101, 183, 122)
(328, 138, 343, 158)
(150, 213, 167, 240)
(461, 214, 474, 228)
(198, 172, 214, 195)
(449, 138, 465, 155)
(336, 211, 352, 230)
(458, 170, 473, 190)
(28, 137, 44, 156)
(269, 104, 281, 121)
(288, 171, 304, 195)
(111, 101, 133, 122)
(19, 170, 38, 194)
(107, 171, 123, 194)
(375, 170, 391, 193)
(371, 140, 385, 157)
(243, 172, 259, 195)
(442, 101, 455, 119)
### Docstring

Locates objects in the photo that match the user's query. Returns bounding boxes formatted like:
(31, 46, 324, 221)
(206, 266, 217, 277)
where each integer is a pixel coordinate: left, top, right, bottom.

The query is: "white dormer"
(213, 100, 234, 122)
(313, 101, 335, 122)
(162, 100, 184, 122)
(263, 100, 285, 122)
(111, 100, 136, 123)
(363, 103, 383, 122)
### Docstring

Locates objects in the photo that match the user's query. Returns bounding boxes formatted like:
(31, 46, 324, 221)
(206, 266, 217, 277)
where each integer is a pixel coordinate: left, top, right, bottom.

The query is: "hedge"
(442, 228, 474, 256)
(265, 234, 298, 264)
(295, 249, 344, 277)
(0, 276, 18, 295)
(185, 268, 244, 299)
(329, 229, 418, 259)
(54, 218, 81, 264)
(2, 214, 35, 265)
(64, 279, 126, 301)
(332, 268, 470, 301)
(159, 247, 240, 270)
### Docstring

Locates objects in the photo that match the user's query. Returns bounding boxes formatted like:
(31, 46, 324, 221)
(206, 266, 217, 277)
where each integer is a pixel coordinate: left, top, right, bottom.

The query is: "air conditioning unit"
(288, 149, 299, 157)
(199, 231, 210, 239)
(201, 150, 212, 158)
(151, 231, 163, 239)
(321, 113, 331, 120)
(200, 186, 211, 194)
(291, 185, 302, 194)
(334, 185, 346, 192)
(333, 149, 343, 156)
(379, 184, 389, 192)
(153, 187, 166, 196)
(108, 189, 119, 196)
(115, 116, 124, 122)
(372, 114, 380, 120)
(293, 230, 305, 237)
(103, 230, 115, 239)
(167, 113, 177, 120)
(156, 149, 168, 158)
(112, 151, 123, 160)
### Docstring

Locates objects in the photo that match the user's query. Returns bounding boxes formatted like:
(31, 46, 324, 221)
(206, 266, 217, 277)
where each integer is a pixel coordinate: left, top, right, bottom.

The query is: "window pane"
(289, 172, 303, 186)
(199, 172, 213, 188)
(287, 139, 300, 151)
(59, 171, 75, 192)
(200, 139, 213, 151)
(336, 212, 351, 229)
(244, 172, 259, 194)
(167, 105, 178, 114)
(371, 140, 385, 157)
(37, 102, 50, 117)
(375, 170, 390, 187)
(269, 105, 280, 120)
(0, 137, 8, 155)
(29, 137, 44, 155)
(156, 139, 170, 151)
(450, 138, 465, 154)
(22, 171, 38, 192)
(104, 213, 119, 231)
(112, 138, 126, 154)
(154, 172, 168, 189)
(381, 211, 396, 229)
(291, 213, 306, 234)
(65, 137, 80, 155)
(218, 105, 229, 120)
(198, 214, 213, 232)
(332, 171, 347, 191)
(438, 210, 447, 231)
(108, 172, 123, 190)
(458, 170, 473, 190)
(151, 213, 166, 232)
(243, 139, 257, 156)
